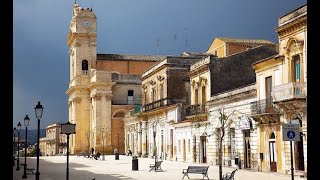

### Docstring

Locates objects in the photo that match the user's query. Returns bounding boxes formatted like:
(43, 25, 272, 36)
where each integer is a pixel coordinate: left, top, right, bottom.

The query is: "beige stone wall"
(258, 125, 283, 172)
(142, 68, 167, 104)
(111, 105, 133, 154)
(206, 38, 225, 57)
(190, 71, 210, 105)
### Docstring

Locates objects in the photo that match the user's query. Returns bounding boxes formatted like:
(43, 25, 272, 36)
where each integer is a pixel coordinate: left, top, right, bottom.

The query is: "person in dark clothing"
(91, 147, 94, 157)
(128, 149, 132, 156)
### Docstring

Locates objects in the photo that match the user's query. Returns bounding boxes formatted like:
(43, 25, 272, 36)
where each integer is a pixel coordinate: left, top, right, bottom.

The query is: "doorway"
(269, 132, 277, 172)
(294, 119, 304, 170)
(201, 136, 207, 163)
(193, 136, 197, 162)
(244, 130, 251, 169)
(183, 139, 186, 161)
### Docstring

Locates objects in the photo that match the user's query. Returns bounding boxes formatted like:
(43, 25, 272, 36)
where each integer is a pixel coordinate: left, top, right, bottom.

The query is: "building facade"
(251, 4, 307, 175)
(66, 3, 164, 155)
(39, 123, 68, 156)
(124, 55, 205, 160)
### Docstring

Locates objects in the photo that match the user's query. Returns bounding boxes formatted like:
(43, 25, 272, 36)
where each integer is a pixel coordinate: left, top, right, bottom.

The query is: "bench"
(20, 164, 35, 175)
(77, 152, 91, 158)
(222, 169, 237, 180)
(182, 166, 209, 180)
(149, 161, 163, 172)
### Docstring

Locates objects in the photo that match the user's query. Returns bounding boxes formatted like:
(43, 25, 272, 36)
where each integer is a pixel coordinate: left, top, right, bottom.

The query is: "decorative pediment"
(284, 38, 304, 55)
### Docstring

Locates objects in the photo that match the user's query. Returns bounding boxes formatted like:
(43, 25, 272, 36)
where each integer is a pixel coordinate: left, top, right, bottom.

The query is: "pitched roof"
(209, 45, 278, 96)
(97, 54, 166, 62)
(216, 37, 275, 45)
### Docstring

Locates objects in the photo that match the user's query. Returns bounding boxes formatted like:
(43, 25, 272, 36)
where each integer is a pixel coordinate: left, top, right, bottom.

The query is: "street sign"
(282, 123, 300, 141)
(61, 122, 76, 135)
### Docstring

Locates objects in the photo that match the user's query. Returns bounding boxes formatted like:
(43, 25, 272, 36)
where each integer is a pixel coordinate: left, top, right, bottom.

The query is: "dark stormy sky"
(13, 0, 307, 130)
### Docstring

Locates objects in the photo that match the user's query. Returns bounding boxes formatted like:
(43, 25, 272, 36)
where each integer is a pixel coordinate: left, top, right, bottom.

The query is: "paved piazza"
(13, 155, 306, 180)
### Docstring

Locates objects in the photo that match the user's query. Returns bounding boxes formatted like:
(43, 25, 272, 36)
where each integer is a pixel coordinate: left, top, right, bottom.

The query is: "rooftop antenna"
(173, 33, 177, 55)
(184, 27, 189, 51)
(155, 38, 160, 55)
(90, 0, 93, 11)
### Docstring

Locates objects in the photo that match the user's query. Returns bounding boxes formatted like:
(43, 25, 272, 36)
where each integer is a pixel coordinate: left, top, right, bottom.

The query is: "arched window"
(82, 60, 88, 75)
(194, 89, 198, 104)
(270, 132, 275, 139)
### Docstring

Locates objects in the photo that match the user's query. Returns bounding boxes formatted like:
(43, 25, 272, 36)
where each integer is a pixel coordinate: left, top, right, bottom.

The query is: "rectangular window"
(230, 128, 236, 158)
(178, 140, 181, 153)
(274, 69, 281, 86)
(128, 90, 134, 104)
(294, 55, 300, 82)
(259, 75, 265, 99)
(188, 139, 190, 153)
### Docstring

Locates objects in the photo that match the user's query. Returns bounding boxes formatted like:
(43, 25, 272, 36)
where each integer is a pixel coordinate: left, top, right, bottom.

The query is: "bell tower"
(67, 2, 97, 81)
(66, 2, 97, 154)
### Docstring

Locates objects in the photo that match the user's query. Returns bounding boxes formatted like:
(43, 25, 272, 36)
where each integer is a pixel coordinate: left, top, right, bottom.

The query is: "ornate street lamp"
(16, 122, 22, 171)
(35, 101, 43, 180)
(13, 127, 17, 166)
(22, 115, 30, 179)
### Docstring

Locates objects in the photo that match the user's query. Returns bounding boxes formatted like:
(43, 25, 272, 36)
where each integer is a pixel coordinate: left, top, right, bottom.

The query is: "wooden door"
(201, 137, 207, 163)
(269, 141, 277, 172)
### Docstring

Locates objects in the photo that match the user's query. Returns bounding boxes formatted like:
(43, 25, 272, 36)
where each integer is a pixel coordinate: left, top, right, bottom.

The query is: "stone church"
(66, 3, 165, 155)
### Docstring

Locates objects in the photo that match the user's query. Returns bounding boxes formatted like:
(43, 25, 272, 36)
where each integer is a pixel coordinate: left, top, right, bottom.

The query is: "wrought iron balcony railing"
(185, 104, 207, 116)
(141, 97, 173, 112)
(250, 98, 279, 115)
(273, 82, 307, 102)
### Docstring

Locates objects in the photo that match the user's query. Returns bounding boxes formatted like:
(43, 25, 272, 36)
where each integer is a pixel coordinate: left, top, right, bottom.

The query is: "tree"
(210, 108, 235, 180)
(193, 107, 235, 180)
(148, 119, 165, 166)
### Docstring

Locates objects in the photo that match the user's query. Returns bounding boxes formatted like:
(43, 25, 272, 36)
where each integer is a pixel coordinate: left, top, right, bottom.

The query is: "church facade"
(66, 3, 164, 155)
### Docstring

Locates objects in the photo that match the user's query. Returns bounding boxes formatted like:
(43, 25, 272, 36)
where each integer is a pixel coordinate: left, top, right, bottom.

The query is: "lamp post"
(13, 127, 17, 166)
(22, 115, 30, 179)
(35, 101, 43, 180)
(16, 122, 22, 171)
(61, 121, 76, 180)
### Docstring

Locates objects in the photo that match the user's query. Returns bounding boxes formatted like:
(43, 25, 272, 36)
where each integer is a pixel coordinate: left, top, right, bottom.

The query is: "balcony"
(273, 82, 307, 111)
(141, 97, 173, 112)
(273, 82, 307, 102)
(185, 104, 207, 116)
(82, 70, 88, 75)
(250, 98, 280, 124)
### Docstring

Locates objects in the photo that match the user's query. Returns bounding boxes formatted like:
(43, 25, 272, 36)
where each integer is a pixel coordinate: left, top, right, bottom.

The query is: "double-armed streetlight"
(13, 127, 17, 166)
(35, 101, 43, 180)
(22, 115, 30, 179)
(16, 122, 22, 171)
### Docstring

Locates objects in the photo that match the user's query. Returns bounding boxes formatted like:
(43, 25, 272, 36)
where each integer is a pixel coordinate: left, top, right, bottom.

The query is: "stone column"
(138, 122, 142, 156)
(124, 126, 129, 153)
(104, 94, 113, 146)
(72, 97, 82, 154)
(141, 121, 147, 157)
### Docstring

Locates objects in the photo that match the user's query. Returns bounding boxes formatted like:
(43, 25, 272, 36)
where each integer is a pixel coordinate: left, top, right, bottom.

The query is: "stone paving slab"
(13, 155, 306, 180)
